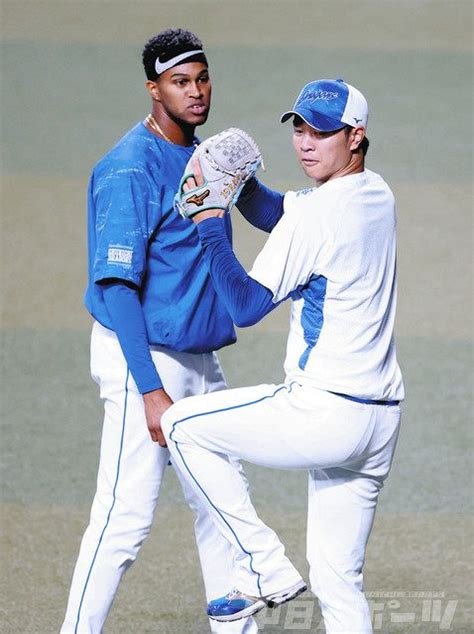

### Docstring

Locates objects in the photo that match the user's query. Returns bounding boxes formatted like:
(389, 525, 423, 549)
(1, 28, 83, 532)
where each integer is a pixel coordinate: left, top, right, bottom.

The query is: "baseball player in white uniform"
(161, 79, 405, 633)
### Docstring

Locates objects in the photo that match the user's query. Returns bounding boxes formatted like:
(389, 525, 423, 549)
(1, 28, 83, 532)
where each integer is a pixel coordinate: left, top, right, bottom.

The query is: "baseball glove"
(174, 127, 263, 219)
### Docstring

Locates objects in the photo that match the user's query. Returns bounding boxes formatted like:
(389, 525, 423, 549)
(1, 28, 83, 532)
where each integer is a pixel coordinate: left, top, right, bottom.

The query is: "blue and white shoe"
(207, 579, 307, 621)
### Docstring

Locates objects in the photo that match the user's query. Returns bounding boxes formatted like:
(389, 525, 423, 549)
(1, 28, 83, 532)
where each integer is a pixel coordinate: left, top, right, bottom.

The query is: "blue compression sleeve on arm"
(102, 282, 163, 394)
(236, 177, 284, 233)
(197, 217, 278, 327)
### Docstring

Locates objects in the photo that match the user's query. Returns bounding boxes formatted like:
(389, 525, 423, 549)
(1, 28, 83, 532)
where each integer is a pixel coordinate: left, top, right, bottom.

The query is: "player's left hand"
(143, 388, 174, 446)
(182, 159, 225, 224)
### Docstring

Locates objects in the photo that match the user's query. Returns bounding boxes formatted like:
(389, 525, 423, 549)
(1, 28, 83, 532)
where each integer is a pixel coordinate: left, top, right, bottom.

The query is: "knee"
(160, 404, 176, 441)
(86, 500, 155, 552)
(309, 553, 364, 601)
(161, 400, 193, 442)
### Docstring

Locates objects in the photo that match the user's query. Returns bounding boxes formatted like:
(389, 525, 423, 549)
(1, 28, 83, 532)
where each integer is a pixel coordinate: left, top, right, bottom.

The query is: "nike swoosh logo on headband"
(155, 50, 204, 75)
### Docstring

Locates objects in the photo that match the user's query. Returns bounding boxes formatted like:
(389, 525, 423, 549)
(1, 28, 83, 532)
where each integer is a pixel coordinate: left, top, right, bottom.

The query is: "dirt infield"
(1, 1, 472, 632)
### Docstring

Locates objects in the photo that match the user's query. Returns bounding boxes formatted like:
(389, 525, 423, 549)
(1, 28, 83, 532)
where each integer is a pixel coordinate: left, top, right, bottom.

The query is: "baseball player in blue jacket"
(61, 29, 256, 634)
(162, 79, 405, 633)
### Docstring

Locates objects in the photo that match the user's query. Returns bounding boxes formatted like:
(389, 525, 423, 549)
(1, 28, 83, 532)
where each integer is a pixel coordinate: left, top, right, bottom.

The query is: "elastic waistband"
(329, 391, 399, 406)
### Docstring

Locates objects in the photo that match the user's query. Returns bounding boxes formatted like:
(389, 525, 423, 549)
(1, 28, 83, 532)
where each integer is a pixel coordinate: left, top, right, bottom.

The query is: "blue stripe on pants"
(74, 369, 130, 632)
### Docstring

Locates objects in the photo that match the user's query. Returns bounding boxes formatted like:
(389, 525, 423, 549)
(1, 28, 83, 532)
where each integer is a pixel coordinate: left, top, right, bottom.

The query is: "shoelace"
(225, 588, 260, 603)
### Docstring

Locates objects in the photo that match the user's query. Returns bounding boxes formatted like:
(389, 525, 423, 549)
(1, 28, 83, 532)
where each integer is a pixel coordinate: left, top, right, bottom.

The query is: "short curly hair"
(142, 28, 206, 80)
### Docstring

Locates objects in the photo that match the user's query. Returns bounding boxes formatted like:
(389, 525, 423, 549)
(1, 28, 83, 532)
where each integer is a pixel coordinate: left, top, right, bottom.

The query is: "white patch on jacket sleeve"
(107, 245, 133, 265)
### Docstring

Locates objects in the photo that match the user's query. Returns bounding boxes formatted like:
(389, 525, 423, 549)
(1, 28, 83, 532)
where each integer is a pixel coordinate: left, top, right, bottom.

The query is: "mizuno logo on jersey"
(186, 189, 210, 207)
(107, 246, 133, 265)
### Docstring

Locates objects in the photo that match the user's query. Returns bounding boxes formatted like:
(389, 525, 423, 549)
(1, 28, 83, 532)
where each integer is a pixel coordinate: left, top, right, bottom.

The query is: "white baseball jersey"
(249, 169, 404, 402)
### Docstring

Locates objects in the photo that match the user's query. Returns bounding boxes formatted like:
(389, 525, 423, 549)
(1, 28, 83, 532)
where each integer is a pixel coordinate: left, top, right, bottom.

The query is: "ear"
(349, 127, 365, 151)
(146, 80, 161, 102)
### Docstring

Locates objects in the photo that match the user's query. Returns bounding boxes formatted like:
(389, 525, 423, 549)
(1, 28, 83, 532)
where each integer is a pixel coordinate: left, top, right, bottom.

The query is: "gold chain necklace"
(145, 114, 172, 143)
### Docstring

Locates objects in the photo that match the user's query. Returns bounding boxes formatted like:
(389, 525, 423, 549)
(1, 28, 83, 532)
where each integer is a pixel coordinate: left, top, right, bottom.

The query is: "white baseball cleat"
(207, 579, 307, 621)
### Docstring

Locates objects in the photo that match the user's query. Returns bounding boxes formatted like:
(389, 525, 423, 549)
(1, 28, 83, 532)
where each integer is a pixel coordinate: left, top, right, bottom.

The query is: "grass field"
(1, 1, 473, 632)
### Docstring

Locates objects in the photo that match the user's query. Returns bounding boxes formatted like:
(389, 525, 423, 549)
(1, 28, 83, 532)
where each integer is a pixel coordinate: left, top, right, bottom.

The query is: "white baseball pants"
(162, 381, 401, 634)
(61, 322, 257, 634)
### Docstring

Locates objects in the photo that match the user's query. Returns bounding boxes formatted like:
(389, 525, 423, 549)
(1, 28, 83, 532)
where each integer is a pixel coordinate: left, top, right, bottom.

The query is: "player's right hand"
(182, 159, 225, 224)
(143, 388, 174, 446)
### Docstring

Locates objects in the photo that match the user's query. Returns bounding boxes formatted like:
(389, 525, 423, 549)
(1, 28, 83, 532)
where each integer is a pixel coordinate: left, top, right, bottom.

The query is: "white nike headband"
(155, 49, 205, 75)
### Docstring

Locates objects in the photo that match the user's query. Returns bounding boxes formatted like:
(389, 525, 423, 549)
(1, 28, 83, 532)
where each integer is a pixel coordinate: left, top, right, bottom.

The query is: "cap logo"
(297, 89, 339, 106)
